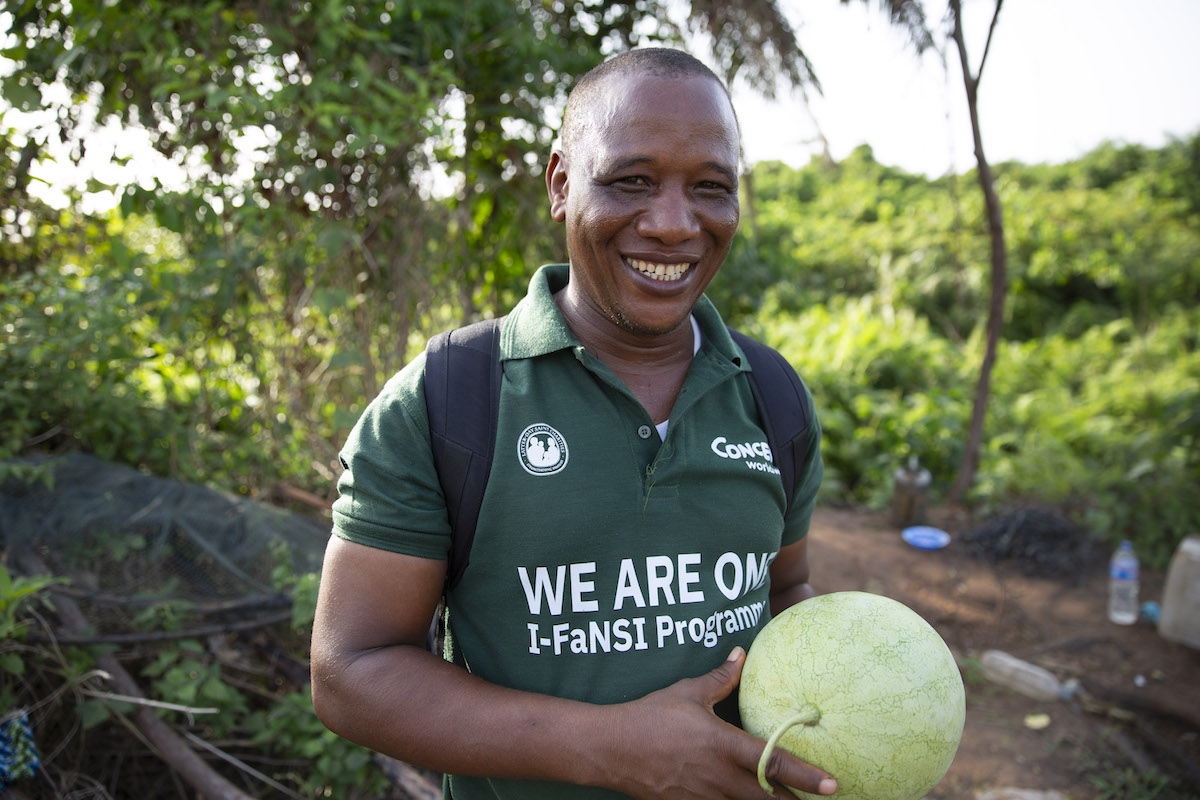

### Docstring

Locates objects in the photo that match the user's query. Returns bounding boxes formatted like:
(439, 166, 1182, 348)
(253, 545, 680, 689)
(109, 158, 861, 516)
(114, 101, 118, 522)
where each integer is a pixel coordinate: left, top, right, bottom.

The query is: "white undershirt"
(655, 314, 702, 440)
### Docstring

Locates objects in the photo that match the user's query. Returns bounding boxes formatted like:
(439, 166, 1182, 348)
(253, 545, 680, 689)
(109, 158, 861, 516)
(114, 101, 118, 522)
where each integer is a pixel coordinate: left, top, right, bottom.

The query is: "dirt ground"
(804, 507, 1200, 800)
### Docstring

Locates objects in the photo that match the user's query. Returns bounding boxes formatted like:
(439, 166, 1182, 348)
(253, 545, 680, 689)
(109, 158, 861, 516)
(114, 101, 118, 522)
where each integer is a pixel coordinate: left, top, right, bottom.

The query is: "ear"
(546, 150, 568, 223)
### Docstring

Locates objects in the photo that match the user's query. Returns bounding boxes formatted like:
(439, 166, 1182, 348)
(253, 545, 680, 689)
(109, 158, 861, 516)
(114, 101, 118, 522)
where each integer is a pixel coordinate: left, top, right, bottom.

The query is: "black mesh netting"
(0, 453, 330, 634)
(0, 455, 445, 799)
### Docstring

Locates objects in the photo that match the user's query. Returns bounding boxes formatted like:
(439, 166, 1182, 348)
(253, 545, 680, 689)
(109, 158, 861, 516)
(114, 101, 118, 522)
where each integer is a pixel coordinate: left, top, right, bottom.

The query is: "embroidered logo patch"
(518, 423, 569, 476)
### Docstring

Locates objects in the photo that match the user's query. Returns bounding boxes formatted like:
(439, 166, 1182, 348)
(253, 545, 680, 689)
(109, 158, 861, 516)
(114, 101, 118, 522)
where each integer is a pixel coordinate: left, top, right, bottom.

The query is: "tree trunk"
(947, 0, 1007, 504)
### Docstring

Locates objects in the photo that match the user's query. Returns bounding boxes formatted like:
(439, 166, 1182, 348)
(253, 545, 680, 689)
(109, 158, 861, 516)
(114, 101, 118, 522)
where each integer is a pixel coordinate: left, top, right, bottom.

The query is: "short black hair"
(560, 48, 737, 157)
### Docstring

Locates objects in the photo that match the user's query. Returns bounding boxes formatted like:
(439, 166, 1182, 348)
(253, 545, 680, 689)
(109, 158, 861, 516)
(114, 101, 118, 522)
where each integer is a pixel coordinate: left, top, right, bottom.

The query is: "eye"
(697, 180, 736, 196)
(615, 175, 650, 188)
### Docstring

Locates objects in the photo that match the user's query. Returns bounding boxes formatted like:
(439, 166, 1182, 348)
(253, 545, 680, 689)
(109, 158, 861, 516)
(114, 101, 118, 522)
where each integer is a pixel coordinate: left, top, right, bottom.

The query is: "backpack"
(424, 315, 816, 593)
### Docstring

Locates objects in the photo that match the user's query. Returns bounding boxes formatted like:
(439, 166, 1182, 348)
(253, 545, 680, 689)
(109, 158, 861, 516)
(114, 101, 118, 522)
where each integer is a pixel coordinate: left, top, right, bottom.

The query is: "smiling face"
(547, 71, 741, 342)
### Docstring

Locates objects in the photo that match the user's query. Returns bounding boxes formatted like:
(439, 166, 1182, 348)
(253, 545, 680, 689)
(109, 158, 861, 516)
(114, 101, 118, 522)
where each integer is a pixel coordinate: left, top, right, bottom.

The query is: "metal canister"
(890, 455, 931, 528)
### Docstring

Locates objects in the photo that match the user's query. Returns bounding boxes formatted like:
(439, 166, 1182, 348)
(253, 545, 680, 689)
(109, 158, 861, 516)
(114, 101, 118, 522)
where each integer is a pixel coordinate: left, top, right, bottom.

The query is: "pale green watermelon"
(739, 591, 965, 800)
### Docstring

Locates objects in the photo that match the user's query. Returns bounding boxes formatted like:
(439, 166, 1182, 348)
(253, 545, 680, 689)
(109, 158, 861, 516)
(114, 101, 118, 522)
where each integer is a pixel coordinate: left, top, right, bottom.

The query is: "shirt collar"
(502, 264, 578, 361)
(502, 263, 749, 374)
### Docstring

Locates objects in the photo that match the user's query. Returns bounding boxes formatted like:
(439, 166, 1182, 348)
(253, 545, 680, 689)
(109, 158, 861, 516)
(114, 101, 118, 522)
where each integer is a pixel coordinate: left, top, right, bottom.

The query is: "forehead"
(574, 72, 740, 170)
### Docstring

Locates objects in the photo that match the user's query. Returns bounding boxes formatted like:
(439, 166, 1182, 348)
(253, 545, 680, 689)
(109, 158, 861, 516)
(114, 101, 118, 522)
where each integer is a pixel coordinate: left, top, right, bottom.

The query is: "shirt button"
(637, 425, 652, 439)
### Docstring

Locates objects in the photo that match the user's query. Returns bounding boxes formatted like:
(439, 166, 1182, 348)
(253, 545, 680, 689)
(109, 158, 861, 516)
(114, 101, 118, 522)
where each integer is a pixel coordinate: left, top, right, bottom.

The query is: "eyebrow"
(599, 155, 739, 186)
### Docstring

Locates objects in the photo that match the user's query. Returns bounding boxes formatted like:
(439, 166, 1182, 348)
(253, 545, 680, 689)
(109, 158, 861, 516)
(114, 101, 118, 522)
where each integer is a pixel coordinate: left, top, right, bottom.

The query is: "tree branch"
(181, 730, 308, 800)
(945, 0, 1009, 503)
(27, 609, 293, 646)
(976, 0, 1005, 85)
(948, 0, 975, 93)
(79, 688, 218, 724)
(49, 586, 291, 614)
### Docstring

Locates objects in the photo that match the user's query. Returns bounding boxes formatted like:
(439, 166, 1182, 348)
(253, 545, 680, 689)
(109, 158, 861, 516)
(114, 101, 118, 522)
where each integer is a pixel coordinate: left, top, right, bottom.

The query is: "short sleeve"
(331, 352, 452, 560)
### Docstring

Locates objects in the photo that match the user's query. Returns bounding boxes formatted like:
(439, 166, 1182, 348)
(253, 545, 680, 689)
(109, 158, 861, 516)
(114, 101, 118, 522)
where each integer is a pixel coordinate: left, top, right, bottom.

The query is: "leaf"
(342, 747, 370, 770)
(0, 651, 26, 675)
(2, 76, 42, 111)
(315, 226, 349, 257)
(327, 347, 363, 372)
(311, 287, 349, 317)
(1125, 458, 1155, 482)
(78, 699, 113, 729)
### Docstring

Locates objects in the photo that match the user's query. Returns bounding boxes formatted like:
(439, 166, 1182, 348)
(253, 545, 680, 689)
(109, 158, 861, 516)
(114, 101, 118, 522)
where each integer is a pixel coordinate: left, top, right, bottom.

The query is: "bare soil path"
(805, 507, 1200, 800)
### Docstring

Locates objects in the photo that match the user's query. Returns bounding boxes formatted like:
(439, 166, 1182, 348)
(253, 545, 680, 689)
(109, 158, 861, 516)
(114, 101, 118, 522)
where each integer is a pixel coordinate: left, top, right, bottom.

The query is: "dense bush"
(0, 215, 315, 493)
(751, 293, 966, 507)
(728, 136, 1200, 564)
(982, 309, 1199, 566)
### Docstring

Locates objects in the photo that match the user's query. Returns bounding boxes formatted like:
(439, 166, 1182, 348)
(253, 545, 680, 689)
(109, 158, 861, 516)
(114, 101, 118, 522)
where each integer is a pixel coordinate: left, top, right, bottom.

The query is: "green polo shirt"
(333, 264, 822, 800)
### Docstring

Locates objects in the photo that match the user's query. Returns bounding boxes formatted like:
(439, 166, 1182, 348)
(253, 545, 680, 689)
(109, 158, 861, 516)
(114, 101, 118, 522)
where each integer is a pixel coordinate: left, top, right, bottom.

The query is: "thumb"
(698, 646, 746, 707)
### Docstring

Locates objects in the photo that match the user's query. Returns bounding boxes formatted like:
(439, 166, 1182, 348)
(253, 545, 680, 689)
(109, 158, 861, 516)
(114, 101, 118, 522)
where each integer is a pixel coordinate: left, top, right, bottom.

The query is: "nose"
(635, 185, 701, 244)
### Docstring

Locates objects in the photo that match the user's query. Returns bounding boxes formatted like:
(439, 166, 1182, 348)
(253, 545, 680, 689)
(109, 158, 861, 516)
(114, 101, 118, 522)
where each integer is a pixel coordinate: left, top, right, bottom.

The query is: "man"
(310, 48, 835, 799)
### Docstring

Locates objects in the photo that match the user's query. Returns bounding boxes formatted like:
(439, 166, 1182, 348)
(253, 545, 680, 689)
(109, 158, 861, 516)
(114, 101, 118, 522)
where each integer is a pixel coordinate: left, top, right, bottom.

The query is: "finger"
(752, 738, 837, 797)
(694, 646, 746, 709)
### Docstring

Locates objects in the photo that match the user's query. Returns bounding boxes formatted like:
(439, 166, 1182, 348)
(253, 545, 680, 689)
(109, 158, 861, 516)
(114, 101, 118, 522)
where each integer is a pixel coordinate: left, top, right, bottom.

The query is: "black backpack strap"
(727, 329, 813, 517)
(424, 316, 505, 591)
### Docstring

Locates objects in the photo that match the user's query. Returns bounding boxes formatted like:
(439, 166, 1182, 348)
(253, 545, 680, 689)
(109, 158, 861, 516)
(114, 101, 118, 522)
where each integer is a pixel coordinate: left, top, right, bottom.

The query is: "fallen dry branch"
(79, 687, 218, 722)
(269, 481, 334, 512)
(1132, 715, 1200, 791)
(1079, 678, 1200, 731)
(27, 608, 293, 646)
(181, 729, 307, 799)
(15, 549, 256, 800)
(1076, 680, 1200, 794)
(49, 584, 292, 613)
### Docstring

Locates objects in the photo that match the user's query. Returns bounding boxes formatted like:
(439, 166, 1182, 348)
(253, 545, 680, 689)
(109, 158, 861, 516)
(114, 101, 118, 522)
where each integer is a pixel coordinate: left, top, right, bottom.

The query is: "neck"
(553, 286, 695, 424)
(552, 286, 694, 376)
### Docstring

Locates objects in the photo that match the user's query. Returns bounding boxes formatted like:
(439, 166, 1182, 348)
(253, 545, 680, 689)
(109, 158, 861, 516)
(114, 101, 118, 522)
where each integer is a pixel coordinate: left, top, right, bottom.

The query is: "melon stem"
(756, 704, 821, 794)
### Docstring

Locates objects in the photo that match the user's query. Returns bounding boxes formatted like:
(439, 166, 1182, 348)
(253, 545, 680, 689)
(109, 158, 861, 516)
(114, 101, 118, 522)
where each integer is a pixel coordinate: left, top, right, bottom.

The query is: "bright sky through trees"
(731, 0, 1200, 176)
(724, 0, 1200, 176)
(5, 0, 1198, 210)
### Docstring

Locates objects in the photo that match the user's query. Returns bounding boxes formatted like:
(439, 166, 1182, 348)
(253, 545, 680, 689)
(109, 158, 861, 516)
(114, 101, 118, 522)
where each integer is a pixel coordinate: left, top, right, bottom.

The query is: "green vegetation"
(1085, 745, 1174, 800)
(4, 127, 1198, 796)
(7, 2, 1191, 561)
(3, 1, 1199, 795)
(6, 138, 1197, 564)
(0, 563, 60, 678)
(717, 141, 1200, 567)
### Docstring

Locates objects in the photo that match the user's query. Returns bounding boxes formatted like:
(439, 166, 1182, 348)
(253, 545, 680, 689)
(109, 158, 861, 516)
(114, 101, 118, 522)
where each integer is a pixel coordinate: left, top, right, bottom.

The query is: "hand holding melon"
(739, 591, 965, 800)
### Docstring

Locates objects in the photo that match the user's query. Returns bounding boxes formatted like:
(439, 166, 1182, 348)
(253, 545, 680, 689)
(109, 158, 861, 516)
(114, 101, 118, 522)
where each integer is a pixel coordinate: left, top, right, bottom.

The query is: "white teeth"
(628, 258, 691, 282)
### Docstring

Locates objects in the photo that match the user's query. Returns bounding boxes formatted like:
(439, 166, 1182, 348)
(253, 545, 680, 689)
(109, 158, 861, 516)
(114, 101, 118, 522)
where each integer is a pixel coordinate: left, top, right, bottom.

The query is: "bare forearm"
(312, 644, 615, 788)
(769, 581, 815, 617)
(768, 539, 816, 619)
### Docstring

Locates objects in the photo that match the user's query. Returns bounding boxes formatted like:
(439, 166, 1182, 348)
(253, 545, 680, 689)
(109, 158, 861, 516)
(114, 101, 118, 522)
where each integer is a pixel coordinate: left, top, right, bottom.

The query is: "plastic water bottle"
(980, 650, 1077, 702)
(1108, 540, 1140, 625)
